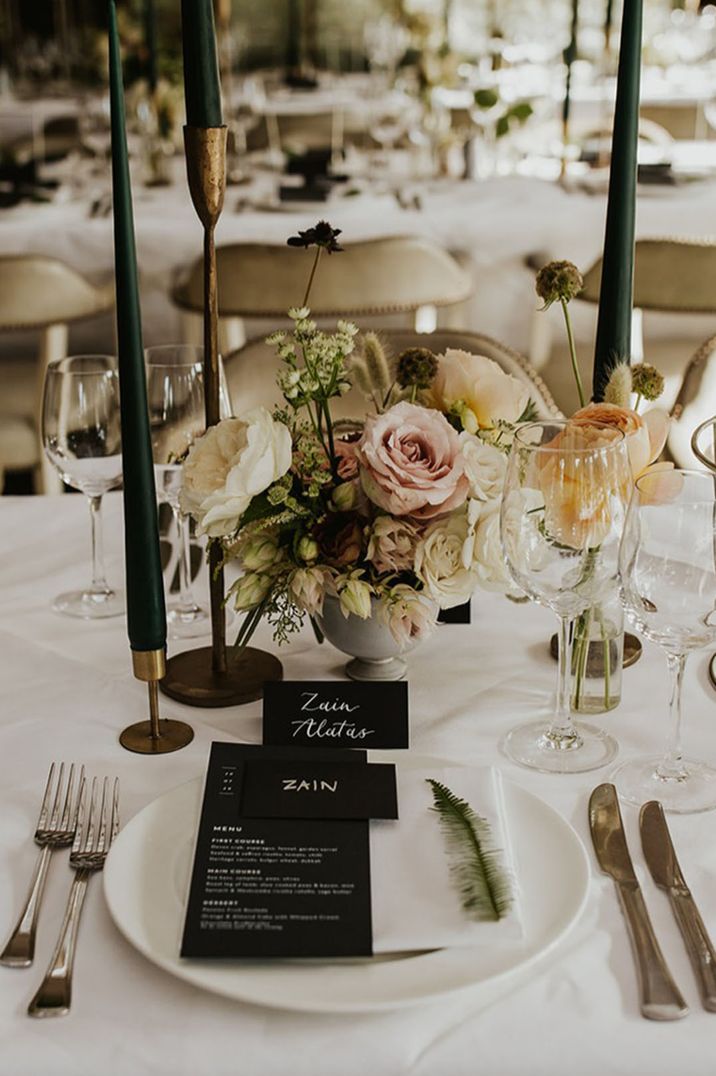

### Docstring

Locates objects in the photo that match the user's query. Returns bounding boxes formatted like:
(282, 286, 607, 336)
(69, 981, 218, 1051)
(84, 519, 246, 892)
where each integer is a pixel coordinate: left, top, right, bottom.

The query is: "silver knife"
(640, 799, 716, 1012)
(589, 783, 688, 1021)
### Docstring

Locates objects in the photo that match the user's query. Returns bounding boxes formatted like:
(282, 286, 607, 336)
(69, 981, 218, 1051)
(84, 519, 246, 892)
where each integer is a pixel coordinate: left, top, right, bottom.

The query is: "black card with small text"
(181, 742, 374, 959)
(262, 680, 409, 749)
(242, 760, 398, 820)
(438, 600, 471, 624)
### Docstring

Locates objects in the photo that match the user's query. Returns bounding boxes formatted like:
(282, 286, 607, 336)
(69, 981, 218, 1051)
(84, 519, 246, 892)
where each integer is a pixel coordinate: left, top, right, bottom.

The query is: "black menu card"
(262, 680, 409, 749)
(181, 743, 386, 959)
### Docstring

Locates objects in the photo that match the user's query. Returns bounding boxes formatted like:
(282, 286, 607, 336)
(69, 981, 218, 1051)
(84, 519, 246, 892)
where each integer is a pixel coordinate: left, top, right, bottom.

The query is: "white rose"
(181, 408, 292, 538)
(472, 506, 512, 591)
(415, 510, 478, 609)
(459, 434, 507, 504)
(432, 348, 529, 429)
(500, 487, 550, 583)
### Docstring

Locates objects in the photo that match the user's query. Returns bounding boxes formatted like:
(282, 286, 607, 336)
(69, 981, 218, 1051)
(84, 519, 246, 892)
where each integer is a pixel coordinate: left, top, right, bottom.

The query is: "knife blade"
(589, 783, 688, 1021)
(640, 800, 716, 1012)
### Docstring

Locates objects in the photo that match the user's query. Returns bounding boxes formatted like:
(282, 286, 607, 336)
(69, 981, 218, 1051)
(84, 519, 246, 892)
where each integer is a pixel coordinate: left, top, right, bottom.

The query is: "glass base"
(612, 755, 716, 814)
(167, 602, 210, 640)
(52, 588, 125, 620)
(501, 719, 618, 775)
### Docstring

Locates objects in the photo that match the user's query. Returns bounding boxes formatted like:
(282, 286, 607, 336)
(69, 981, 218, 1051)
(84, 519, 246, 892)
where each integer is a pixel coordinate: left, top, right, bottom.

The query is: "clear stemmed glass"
(499, 420, 632, 773)
(41, 355, 124, 618)
(145, 344, 231, 639)
(614, 469, 716, 813)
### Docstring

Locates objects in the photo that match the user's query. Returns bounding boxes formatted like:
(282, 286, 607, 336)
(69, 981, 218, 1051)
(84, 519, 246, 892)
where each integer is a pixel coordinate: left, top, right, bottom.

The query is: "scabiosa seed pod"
(535, 260, 583, 308)
(631, 362, 665, 402)
(396, 347, 438, 390)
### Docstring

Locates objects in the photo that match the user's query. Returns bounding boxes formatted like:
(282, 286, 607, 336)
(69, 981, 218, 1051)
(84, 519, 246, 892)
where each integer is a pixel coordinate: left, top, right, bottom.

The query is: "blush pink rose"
(356, 401, 469, 521)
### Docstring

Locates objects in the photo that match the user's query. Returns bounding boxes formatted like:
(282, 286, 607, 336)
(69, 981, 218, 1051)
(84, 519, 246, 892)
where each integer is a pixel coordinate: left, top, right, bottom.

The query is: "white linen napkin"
(370, 766, 523, 954)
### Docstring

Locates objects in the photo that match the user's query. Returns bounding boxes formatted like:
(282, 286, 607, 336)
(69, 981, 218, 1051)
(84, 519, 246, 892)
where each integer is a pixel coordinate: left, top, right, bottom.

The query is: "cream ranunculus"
(459, 433, 507, 504)
(414, 509, 478, 609)
(432, 349, 530, 430)
(180, 409, 292, 538)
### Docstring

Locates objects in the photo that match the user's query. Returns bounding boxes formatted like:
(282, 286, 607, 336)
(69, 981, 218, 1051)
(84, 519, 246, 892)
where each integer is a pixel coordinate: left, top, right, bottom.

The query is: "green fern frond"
(427, 779, 513, 923)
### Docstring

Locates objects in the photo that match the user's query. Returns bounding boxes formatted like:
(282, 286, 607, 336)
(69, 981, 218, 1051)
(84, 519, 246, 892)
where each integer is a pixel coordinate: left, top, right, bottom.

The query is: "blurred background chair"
(224, 327, 561, 422)
(0, 255, 114, 493)
(171, 236, 473, 353)
(667, 332, 716, 468)
(532, 237, 716, 415)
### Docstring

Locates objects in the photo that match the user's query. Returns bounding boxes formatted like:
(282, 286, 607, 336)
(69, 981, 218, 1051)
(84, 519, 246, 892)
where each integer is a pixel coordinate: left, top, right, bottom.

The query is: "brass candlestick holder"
(161, 125, 283, 708)
(120, 649, 194, 754)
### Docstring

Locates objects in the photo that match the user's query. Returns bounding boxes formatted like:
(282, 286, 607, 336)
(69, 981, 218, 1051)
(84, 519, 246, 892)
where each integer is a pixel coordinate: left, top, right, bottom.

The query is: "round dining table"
(1, 491, 715, 1075)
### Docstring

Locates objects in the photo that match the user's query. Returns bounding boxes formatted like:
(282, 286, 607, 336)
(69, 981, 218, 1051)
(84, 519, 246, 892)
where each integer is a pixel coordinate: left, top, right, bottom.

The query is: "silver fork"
(27, 776, 119, 1018)
(1, 763, 83, 967)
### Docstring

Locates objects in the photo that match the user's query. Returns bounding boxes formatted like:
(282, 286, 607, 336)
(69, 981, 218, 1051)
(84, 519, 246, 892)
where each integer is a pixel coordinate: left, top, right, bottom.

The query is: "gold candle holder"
(120, 649, 194, 754)
(161, 125, 283, 708)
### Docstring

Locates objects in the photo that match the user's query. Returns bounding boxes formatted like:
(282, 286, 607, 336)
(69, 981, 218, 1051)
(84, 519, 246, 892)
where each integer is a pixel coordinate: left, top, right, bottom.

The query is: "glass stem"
(174, 507, 196, 614)
(659, 652, 688, 780)
(88, 495, 109, 594)
(549, 615, 580, 744)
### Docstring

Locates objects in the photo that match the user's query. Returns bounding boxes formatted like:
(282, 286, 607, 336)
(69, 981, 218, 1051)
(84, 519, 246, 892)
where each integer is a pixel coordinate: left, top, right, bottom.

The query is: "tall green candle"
(563, 0, 579, 132)
(181, 0, 223, 127)
(108, 0, 166, 654)
(593, 0, 643, 401)
(143, 0, 158, 94)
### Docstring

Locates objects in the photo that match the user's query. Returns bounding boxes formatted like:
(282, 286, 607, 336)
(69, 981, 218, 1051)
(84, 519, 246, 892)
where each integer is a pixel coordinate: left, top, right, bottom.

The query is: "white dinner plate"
(103, 765, 589, 1013)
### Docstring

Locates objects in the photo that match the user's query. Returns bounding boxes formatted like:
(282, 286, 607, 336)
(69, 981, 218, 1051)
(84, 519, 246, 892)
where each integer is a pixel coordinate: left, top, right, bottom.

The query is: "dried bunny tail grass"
(362, 332, 393, 399)
(603, 362, 633, 407)
(346, 355, 372, 396)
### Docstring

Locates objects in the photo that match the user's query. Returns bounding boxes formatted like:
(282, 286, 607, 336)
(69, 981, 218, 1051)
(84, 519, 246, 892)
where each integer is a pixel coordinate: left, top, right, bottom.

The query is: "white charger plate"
(103, 769, 589, 1013)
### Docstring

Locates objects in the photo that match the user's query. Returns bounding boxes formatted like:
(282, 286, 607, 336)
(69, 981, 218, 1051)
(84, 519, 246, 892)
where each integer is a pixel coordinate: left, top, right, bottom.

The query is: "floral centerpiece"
(179, 221, 535, 675)
(534, 259, 670, 711)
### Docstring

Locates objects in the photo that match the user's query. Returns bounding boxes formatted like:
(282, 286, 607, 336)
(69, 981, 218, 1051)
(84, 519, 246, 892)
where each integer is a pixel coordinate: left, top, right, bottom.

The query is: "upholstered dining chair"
(0, 256, 115, 493)
(667, 332, 716, 468)
(171, 236, 473, 354)
(532, 237, 716, 415)
(223, 327, 562, 423)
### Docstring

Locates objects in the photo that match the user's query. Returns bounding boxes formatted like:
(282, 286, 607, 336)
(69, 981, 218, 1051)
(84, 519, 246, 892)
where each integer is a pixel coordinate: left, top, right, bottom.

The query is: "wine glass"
(499, 421, 632, 773)
(41, 355, 124, 618)
(145, 345, 232, 639)
(614, 469, 716, 813)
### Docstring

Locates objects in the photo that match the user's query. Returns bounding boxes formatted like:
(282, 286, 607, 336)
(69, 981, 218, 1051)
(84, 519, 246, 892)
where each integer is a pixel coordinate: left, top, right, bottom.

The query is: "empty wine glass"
(42, 355, 124, 618)
(146, 345, 231, 639)
(614, 469, 716, 813)
(499, 421, 632, 773)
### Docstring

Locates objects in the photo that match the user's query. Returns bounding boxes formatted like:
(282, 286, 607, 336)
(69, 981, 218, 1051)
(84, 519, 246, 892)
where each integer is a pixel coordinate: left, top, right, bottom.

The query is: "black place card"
(438, 600, 471, 624)
(181, 742, 373, 959)
(262, 680, 409, 749)
(242, 760, 398, 820)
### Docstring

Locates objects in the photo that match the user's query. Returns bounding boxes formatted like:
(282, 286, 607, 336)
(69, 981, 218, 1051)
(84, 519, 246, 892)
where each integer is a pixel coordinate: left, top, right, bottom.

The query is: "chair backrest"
(0, 255, 114, 330)
(224, 327, 562, 422)
(172, 237, 473, 320)
(668, 333, 716, 467)
(580, 238, 716, 315)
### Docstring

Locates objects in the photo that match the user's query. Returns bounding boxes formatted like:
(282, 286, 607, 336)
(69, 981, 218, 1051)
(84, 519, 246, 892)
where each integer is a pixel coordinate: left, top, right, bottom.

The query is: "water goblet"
(145, 344, 231, 640)
(499, 420, 632, 773)
(614, 469, 716, 813)
(41, 355, 124, 618)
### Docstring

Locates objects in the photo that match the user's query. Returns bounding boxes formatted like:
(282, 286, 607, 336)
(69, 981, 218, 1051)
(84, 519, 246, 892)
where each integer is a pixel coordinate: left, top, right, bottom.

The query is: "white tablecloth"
(1, 492, 716, 1075)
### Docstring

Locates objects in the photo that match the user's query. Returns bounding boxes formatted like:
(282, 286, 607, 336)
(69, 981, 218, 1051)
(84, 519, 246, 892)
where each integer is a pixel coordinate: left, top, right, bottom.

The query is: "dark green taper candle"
(593, 0, 643, 401)
(563, 0, 579, 131)
(181, 0, 223, 127)
(108, 0, 167, 654)
(143, 0, 158, 94)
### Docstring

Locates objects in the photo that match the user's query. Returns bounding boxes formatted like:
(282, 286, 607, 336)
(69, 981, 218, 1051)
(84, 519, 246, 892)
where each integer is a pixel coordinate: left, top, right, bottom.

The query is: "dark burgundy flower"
(287, 220, 343, 254)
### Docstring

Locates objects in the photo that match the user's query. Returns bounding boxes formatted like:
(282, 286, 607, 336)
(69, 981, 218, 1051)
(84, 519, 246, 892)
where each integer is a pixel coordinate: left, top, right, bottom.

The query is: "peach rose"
(569, 403, 670, 480)
(356, 401, 469, 521)
(538, 423, 632, 549)
(431, 348, 530, 430)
